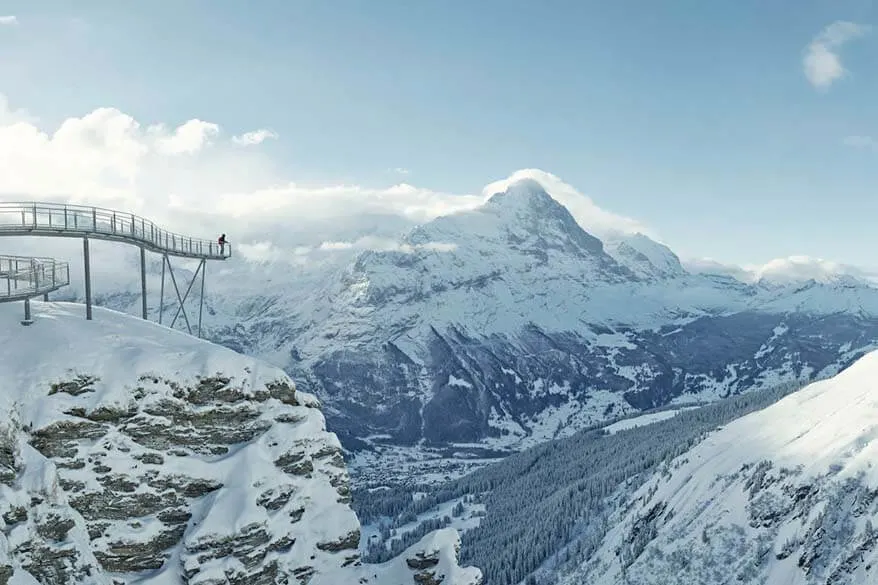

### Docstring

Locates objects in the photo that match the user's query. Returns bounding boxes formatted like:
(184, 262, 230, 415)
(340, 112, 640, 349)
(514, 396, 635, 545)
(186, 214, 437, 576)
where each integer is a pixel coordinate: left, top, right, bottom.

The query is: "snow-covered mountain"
(0, 302, 481, 585)
(564, 348, 878, 585)
(248, 180, 878, 456)
(49, 177, 878, 485)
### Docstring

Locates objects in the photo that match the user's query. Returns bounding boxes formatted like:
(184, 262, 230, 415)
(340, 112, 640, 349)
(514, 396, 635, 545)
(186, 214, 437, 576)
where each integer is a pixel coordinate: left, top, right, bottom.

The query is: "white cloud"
(0, 94, 36, 125)
(684, 255, 877, 286)
(803, 21, 870, 89)
(390, 167, 411, 175)
(211, 182, 483, 226)
(0, 16, 18, 26)
(482, 168, 651, 238)
(750, 255, 876, 285)
(317, 236, 457, 254)
(152, 119, 220, 155)
(682, 257, 755, 282)
(0, 94, 647, 270)
(232, 129, 278, 146)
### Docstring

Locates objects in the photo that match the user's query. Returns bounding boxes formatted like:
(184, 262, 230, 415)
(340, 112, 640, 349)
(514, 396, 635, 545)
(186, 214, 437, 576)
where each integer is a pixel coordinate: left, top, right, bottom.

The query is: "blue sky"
(1, 1, 877, 268)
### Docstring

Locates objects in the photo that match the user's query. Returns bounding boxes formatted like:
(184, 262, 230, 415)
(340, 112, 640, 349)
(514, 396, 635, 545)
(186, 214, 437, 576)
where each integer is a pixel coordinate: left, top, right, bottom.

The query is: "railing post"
(92, 208, 97, 231)
(64, 204, 68, 229)
(32, 203, 36, 228)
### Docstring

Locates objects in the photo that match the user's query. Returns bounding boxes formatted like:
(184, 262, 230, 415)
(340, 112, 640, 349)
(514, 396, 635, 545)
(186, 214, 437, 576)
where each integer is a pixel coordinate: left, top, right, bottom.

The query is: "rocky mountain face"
(0, 303, 481, 585)
(562, 349, 878, 585)
(71, 178, 878, 474)
(239, 180, 878, 457)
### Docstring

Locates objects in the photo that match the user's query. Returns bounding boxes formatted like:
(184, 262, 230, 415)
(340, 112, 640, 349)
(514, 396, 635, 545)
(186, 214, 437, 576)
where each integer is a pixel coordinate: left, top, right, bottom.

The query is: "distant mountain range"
(81, 178, 878, 470)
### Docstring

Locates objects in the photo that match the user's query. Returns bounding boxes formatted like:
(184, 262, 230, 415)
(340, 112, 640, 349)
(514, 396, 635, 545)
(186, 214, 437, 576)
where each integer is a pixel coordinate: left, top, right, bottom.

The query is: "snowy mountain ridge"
(563, 348, 878, 585)
(0, 303, 481, 585)
(38, 177, 878, 486)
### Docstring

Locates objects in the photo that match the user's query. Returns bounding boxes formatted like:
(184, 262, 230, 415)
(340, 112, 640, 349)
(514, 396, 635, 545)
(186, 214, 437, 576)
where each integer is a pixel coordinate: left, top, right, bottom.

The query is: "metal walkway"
(0, 202, 231, 336)
(0, 255, 71, 324)
(0, 202, 231, 259)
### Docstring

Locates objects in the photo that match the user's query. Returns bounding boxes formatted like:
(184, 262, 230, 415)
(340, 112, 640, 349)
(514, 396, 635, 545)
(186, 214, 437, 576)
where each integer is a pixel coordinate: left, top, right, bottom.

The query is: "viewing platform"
(0, 255, 71, 324)
(0, 202, 231, 260)
(0, 201, 230, 337)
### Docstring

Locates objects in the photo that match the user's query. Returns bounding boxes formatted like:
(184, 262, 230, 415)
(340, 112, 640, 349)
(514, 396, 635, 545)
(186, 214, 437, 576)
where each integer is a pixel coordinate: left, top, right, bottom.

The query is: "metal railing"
(0, 202, 231, 260)
(0, 255, 70, 302)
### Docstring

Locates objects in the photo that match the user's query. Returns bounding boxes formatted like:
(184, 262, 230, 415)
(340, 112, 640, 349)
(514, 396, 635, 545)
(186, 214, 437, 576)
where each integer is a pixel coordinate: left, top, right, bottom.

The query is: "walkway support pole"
(159, 255, 166, 324)
(198, 259, 206, 338)
(140, 246, 147, 320)
(22, 298, 32, 325)
(83, 236, 92, 320)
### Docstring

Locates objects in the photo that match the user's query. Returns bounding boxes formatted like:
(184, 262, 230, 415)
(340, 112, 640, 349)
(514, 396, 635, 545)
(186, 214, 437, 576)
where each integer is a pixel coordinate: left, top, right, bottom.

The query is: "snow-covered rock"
(39, 178, 878, 487)
(566, 349, 878, 585)
(603, 232, 685, 280)
(0, 302, 481, 584)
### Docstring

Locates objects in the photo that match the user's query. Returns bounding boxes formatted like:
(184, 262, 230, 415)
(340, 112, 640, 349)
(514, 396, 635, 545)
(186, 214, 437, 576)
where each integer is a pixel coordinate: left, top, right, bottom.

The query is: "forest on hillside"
(353, 379, 806, 584)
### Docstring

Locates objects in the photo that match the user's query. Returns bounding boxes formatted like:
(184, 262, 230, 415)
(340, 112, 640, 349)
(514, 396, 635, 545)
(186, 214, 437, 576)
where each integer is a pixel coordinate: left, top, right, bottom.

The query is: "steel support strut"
(159, 254, 166, 324)
(155, 256, 206, 336)
(168, 260, 203, 334)
(83, 236, 92, 320)
(198, 260, 206, 338)
(22, 297, 32, 325)
(140, 246, 147, 319)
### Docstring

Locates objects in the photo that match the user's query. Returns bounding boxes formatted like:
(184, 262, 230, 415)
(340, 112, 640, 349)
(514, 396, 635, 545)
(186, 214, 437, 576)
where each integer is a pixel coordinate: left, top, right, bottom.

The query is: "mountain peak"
(483, 178, 562, 215)
(603, 232, 686, 280)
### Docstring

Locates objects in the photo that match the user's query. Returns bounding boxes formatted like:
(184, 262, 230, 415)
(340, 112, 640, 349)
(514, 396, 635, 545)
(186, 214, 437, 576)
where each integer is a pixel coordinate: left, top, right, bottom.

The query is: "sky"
(0, 0, 877, 273)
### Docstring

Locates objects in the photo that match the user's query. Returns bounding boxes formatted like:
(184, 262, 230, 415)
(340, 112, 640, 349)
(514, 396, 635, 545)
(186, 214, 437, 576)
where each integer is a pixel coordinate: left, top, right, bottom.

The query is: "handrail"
(0, 202, 231, 260)
(0, 255, 70, 302)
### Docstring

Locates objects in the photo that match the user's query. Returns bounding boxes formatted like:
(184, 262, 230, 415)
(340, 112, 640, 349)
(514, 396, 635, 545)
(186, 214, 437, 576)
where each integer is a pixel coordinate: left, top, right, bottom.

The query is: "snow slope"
(566, 349, 878, 585)
(0, 302, 480, 585)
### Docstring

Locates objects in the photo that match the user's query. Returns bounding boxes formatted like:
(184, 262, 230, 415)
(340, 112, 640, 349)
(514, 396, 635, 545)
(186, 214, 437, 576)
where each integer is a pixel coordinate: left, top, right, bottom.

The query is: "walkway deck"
(0, 202, 231, 259)
(0, 255, 70, 302)
(0, 201, 229, 334)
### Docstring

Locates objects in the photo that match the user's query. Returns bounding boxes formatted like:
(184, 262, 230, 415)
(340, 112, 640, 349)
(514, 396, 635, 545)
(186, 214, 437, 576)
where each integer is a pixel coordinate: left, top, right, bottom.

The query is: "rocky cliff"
(0, 302, 481, 585)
